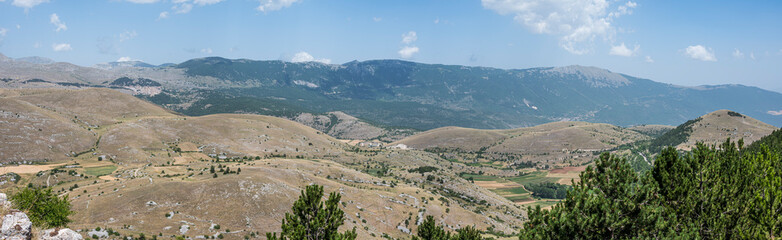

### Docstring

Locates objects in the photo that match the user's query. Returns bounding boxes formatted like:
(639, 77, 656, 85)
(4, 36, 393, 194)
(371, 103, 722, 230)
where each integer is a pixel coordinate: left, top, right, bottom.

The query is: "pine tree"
(412, 216, 484, 240)
(266, 185, 357, 240)
(413, 216, 450, 240)
(520, 139, 782, 239)
(10, 187, 73, 228)
(519, 153, 653, 239)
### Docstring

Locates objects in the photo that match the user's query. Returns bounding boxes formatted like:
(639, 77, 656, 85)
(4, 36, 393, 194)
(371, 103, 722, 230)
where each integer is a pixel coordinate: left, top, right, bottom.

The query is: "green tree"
(519, 153, 654, 239)
(520, 138, 782, 239)
(747, 145, 782, 239)
(412, 215, 484, 240)
(451, 226, 483, 240)
(413, 216, 450, 240)
(10, 187, 73, 228)
(266, 185, 357, 240)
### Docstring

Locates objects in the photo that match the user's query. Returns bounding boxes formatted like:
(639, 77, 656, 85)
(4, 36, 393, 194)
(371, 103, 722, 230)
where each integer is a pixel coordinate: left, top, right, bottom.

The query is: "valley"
(0, 56, 779, 239)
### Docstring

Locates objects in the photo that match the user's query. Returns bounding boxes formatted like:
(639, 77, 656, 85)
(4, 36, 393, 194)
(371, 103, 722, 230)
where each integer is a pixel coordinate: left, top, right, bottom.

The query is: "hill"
(395, 121, 651, 168)
(0, 88, 527, 239)
(615, 110, 778, 172)
(650, 110, 777, 151)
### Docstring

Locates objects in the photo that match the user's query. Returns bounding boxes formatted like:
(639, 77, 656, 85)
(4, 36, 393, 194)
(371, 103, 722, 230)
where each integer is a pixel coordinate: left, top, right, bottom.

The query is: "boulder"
(0, 193, 12, 208)
(1, 211, 32, 240)
(39, 228, 83, 240)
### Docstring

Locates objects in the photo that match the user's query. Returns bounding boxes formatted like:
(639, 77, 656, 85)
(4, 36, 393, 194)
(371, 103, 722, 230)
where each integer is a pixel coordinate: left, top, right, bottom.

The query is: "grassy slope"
(0, 88, 527, 239)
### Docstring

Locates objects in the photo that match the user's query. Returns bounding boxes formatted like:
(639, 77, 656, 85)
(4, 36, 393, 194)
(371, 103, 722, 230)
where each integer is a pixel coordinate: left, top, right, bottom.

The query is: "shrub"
(10, 187, 73, 228)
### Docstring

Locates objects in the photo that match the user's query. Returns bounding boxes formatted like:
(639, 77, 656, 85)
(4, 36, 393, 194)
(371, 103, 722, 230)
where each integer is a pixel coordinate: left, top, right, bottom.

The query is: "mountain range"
(1, 53, 780, 140)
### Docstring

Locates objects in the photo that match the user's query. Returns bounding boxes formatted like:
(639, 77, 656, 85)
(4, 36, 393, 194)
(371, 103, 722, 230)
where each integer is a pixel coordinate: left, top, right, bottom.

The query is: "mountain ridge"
(2, 53, 781, 133)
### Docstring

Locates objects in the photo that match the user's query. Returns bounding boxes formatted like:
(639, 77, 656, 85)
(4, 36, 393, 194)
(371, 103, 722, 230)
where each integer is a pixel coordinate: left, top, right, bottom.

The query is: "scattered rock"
(179, 225, 189, 234)
(39, 228, 83, 240)
(397, 225, 410, 234)
(86, 229, 108, 239)
(1, 211, 32, 240)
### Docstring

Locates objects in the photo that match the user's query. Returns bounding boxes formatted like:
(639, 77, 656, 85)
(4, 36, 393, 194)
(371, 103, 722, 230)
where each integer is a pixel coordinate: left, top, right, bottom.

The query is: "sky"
(0, 0, 780, 92)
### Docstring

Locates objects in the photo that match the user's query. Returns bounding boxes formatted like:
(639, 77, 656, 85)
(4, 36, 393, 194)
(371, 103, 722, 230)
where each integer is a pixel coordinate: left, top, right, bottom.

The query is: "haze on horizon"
(0, 0, 780, 93)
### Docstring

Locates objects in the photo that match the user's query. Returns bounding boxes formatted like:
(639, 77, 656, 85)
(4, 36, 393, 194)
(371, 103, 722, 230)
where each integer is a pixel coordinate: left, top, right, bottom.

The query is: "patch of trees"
(727, 110, 744, 117)
(510, 161, 536, 169)
(520, 139, 782, 239)
(408, 166, 438, 174)
(524, 182, 569, 199)
(110, 77, 162, 87)
(745, 128, 782, 153)
(647, 117, 701, 153)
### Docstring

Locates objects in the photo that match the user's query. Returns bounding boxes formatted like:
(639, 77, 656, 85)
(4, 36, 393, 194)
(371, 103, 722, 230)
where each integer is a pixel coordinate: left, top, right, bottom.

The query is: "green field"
(504, 194, 534, 202)
(490, 187, 529, 195)
(522, 200, 560, 209)
(508, 171, 560, 186)
(84, 165, 117, 176)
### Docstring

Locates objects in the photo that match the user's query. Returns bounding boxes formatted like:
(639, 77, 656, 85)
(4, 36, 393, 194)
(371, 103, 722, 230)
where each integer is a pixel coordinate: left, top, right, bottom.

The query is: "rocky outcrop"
(1, 211, 32, 240)
(0, 193, 82, 240)
(38, 228, 83, 240)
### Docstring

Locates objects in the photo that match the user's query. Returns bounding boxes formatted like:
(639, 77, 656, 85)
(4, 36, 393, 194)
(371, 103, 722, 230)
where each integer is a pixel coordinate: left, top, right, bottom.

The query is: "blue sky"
(1, 0, 780, 92)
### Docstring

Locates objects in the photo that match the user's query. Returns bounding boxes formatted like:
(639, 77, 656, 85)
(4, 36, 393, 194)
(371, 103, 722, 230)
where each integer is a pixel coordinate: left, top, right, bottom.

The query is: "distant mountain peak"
(93, 60, 156, 70)
(0, 53, 10, 62)
(543, 65, 630, 88)
(15, 56, 56, 64)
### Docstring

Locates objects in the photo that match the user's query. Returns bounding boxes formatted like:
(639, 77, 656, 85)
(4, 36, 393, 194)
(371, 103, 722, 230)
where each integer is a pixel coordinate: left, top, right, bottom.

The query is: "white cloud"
(125, 0, 159, 3)
(768, 110, 782, 116)
(684, 45, 717, 62)
(373, 17, 382, 22)
(401, 31, 417, 44)
(482, 0, 638, 54)
(16, 25, 21, 29)
(609, 43, 638, 57)
(290, 51, 331, 64)
(119, 30, 137, 42)
(434, 18, 440, 24)
(750, 52, 756, 60)
(398, 46, 419, 59)
(257, 0, 301, 12)
(12, 0, 49, 9)
(644, 56, 654, 63)
(117, 57, 137, 62)
(49, 13, 67, 32)
(173, 3, 193, 13)
(158, 11, 169, 20)
(52, 43, 72, 52)
(192, 0, 224, 4)
(732, 49, 744, 59)
(200, 48, 213, 54)
(610, 1, 637, 18)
